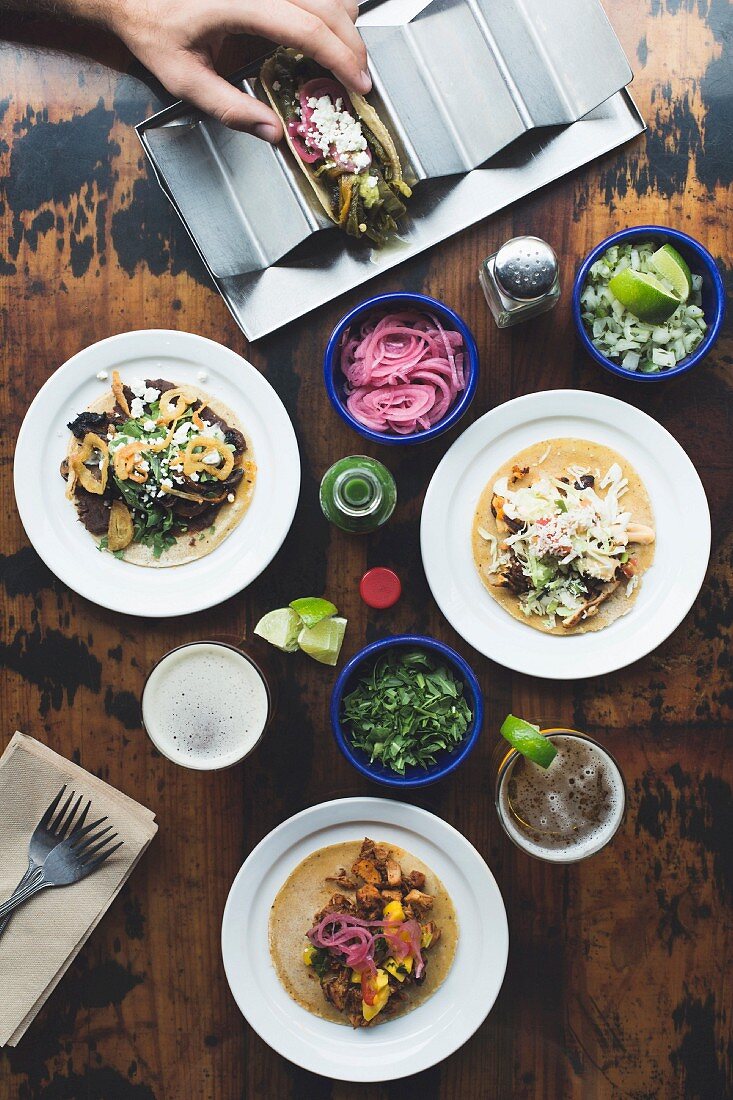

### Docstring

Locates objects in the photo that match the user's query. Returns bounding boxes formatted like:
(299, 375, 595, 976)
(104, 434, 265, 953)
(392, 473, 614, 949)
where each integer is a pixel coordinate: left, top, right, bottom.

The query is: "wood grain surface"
(0, 1, 731, 1097)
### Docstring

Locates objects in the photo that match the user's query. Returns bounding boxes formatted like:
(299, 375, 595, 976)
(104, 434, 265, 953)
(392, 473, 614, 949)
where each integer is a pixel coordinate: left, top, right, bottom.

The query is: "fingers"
(220, 0, 371, 94)
(296, 0, 365, 74)
(163, 60, 284, 140)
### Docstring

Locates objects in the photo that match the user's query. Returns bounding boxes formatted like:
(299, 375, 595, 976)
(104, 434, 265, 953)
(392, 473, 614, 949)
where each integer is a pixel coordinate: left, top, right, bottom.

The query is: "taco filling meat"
(261, 48, 411, 247)
(301, 839, 445, 1026)
(473, 441, 656, 633)
(62, 372, 256, 564)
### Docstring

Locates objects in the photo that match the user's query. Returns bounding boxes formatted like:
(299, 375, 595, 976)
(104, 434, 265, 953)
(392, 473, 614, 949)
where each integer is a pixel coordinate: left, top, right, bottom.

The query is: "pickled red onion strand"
(340, 309, 466, 435)
(307, 911, 424, 975)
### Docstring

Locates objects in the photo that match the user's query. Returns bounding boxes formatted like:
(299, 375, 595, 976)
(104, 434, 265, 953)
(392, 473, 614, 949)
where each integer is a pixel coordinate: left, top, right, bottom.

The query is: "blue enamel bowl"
(324, 292, 479, 445)
(572, 226, 726, 381)
(330, 634, 484, 788)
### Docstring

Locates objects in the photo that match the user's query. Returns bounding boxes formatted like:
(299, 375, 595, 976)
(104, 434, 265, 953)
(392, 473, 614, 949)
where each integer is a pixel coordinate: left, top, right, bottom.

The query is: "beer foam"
(142, 643, 269, 769)
(498, 733, 625, 863)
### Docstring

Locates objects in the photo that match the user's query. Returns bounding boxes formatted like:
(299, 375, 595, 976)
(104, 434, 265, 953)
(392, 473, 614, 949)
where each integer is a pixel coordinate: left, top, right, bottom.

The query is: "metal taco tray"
(137, 0, 644, 340)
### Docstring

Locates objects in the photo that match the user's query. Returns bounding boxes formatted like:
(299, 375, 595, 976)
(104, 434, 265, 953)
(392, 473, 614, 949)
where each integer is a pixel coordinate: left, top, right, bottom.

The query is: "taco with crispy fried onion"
(260, 48, 412, 247)
(61, 372, 256, 566)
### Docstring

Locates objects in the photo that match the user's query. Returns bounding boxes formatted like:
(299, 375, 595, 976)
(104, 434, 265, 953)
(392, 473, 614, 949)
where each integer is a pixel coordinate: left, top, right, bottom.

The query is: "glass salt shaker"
(479, 236, 561, 328)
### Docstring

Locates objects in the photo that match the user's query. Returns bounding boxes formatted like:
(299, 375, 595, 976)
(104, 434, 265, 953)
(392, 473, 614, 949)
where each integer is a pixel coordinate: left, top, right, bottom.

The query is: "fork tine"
(73, 824, 113, 855)
(84, 839, 124, 872)
(68, 815, 108, 846)
(80, 833, 120, 864)
(70, 799, 91, 836)
(58, 793, 83, 839)
(39, 786, 67, 829)
(51, 789, 75, 835)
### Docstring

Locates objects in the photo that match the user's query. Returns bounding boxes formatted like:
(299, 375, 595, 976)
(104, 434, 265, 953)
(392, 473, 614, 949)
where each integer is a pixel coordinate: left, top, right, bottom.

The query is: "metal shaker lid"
(494, 236, 558, 300)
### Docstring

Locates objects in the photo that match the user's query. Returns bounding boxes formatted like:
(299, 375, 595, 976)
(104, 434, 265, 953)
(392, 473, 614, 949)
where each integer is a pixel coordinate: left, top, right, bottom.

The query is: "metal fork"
(0, 798, 122, 926)
(0, 785, 92, 938)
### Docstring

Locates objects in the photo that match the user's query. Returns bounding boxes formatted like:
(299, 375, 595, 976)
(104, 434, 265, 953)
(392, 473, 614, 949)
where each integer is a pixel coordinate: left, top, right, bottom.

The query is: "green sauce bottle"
(319, 456, 397, 533)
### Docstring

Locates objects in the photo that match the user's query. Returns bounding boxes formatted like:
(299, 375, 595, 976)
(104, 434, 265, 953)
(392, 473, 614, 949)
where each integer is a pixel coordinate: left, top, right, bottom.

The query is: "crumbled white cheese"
(96, 370, 108, 381)
(367, 175, 377, 187)
(143, 419, 157, 432)
(173, 422, 194, 444)
(130, 379, 146, 398)
(130, 397, 145, 418)
(161, 477, 173, 489)
(143, 386, 160, 403)
(202, 452, 221, 466)
(137, 460, 150, 473)
(189, 471, 199, 482)
(305, 94, 369, 169)
(226, 492, 235, 503)
(196, 370, 208, 383)
(203, 421, 225, 441)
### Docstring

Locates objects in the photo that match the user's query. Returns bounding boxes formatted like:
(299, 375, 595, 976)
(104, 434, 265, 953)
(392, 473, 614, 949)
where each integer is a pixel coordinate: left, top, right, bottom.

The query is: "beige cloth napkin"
(0, 732, 157, 1046)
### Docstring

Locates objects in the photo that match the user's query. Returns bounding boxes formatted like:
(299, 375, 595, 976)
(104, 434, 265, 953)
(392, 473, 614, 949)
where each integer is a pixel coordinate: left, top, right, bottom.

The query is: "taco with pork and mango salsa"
(62, 372, 256, 566)
(269, 837, 458, 1027)
(260, 48, 412, 247)
(472, 438, 655, 635)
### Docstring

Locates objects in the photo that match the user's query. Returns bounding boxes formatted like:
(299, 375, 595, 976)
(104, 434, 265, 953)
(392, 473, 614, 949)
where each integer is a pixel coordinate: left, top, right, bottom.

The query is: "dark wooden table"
(0, 2, 731, 1097)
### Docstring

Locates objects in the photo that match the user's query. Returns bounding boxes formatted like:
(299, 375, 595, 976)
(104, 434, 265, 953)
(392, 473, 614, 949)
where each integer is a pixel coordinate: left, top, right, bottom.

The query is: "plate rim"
(420, 388, 711, 679)
(220, 795, 509, 1082)
(13, 328, 301, 617)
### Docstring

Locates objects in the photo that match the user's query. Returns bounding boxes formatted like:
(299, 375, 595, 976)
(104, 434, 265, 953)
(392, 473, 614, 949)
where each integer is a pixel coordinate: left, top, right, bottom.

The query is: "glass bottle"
(319, 456, 397, 533)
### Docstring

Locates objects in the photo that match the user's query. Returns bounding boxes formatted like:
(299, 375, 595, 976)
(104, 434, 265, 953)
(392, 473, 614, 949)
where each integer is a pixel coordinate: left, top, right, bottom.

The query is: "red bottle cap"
(360, 567, 402, 609)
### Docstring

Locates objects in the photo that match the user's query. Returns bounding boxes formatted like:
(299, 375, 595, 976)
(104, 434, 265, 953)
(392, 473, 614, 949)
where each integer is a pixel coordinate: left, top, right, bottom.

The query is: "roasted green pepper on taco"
(260, 48, 412, 247)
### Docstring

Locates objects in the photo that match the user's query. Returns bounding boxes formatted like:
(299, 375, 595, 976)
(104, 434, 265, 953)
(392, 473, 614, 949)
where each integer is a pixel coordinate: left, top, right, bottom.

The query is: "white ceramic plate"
(221, 797, 508, 1082)
(14, 330, 300, 617)
(421, 390, 710, 680)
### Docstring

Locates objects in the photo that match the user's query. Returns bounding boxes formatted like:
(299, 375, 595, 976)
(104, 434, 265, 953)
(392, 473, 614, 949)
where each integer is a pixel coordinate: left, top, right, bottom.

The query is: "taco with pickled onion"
(260, 48, 412, 247)
(61, 372, 256, 566)
(269, 837, 458, 1028)
(472, 438, 655, 635)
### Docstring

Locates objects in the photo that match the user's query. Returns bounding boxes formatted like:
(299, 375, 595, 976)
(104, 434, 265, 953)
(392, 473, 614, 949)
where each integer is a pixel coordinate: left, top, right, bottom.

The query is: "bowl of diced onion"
(573, 226, 726, 381)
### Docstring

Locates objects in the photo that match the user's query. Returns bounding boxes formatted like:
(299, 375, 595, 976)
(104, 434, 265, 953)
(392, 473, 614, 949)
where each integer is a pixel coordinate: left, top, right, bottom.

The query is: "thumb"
(166, 59, 283, 140)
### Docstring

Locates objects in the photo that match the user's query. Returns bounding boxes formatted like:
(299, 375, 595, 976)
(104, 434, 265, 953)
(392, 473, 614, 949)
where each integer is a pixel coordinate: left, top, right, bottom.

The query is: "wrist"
(59, 0, 131, 34)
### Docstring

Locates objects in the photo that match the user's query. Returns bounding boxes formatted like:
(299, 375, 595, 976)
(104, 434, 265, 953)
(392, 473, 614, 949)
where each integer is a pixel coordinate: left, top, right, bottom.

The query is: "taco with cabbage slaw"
(472, 438, 655, 635)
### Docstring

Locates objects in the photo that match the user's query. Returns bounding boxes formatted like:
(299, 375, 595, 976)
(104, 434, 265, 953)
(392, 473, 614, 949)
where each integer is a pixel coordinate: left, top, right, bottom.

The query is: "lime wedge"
(289, 597, 338, 629)
(608, 269, 680, 323)
(298, 617, 347, 666)
(500, 714, 558, 769)
(254, 608, 302, 652)
(650, 244, 691, 302)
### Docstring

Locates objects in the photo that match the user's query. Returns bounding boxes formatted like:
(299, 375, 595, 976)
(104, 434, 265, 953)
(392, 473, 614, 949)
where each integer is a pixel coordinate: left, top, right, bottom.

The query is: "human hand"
(105, 0, 370, 139)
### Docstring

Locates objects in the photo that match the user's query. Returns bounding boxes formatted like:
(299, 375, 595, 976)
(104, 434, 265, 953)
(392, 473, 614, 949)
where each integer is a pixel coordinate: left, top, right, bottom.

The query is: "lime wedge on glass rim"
(500, 715, 558, 769)
(298, 617, 347, 666)
(608, 268, 680, 324)
(650, 244, 691, 302)
(289, 597, 338, 629)
(253, 608, 302, 652)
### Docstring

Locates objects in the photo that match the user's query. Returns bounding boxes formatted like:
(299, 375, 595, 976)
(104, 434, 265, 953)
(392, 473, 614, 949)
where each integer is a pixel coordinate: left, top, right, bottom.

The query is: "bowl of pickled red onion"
(324, 292, 479, 445)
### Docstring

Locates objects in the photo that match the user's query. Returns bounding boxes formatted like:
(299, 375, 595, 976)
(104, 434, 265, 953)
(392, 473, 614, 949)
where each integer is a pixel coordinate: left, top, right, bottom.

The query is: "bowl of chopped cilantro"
(330, 635, 483, 788)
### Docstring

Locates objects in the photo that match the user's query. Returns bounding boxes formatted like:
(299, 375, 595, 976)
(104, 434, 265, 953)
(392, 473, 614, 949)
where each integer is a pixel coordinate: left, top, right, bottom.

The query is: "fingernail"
(254, 122, 279, 142)
(358, 69, 372, 93)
